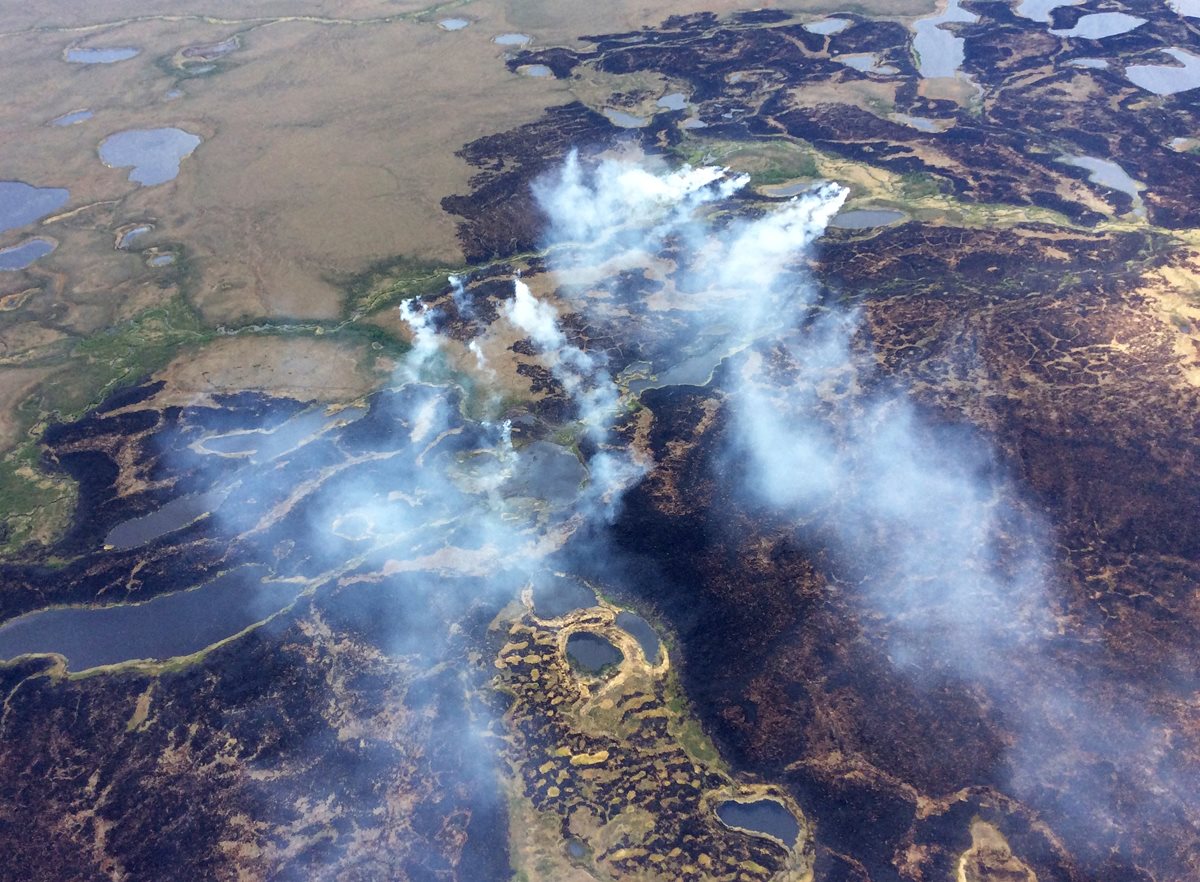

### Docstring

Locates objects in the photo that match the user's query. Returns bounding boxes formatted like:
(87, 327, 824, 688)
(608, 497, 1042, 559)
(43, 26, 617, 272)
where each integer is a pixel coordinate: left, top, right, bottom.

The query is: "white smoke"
(502, 277, 644, 506)
(397, 299, 442, 382)
(532, 154, 1048, 677)
(530, 153, 1197, 868)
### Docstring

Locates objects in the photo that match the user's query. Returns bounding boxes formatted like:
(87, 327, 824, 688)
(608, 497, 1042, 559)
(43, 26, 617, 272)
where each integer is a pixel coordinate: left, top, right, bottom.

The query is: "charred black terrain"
(3, 3, 1200, 881)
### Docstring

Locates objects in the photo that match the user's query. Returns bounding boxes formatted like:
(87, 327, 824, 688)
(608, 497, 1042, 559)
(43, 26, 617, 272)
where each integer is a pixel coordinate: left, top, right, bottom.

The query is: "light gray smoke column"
(530, 153, 1191, 847)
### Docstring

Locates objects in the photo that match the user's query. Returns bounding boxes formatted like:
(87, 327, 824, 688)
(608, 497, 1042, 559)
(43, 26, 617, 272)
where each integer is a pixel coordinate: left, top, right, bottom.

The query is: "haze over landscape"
(0, 1, 1198, 881)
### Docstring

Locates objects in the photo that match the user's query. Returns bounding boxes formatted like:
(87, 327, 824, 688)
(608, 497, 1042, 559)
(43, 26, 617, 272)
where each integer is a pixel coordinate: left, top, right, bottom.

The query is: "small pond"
(66, 47, 139, 64)
(0, 181, 69, 234)
(439, 18, 470, 30)
(51, 109, 93, 126)
(715, 799, 800, 847)
(615, 612, 661, 664)
(565, 631, 623, 674)
(888, 113, 946, 132)
(836, 53, 898, 75)
(830, 208, 906, 229)
(493, 33, 532, 46)
(0, 238, 56, 271)
(116, 224, 153, 249)
(804, 18, 851, 35)
(603, 108, 648, 128)
(99, 127, 202, 186)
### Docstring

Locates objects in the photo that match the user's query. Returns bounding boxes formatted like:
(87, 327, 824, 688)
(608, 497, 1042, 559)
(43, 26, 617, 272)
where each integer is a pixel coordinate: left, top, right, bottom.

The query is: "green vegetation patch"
(673, 138, 820, 185)
(339, 254, 467, 316)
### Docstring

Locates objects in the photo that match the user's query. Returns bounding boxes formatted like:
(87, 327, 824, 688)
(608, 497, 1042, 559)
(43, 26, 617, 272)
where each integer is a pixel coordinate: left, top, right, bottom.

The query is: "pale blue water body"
(1051, 12, 1145, 39)
(105, 489, 228, 550)
(116, 224, 153, 250)
(517, 64, 553, 77)
(148, 253, 176, 267)
(181, 37, 238, 60)
(565, 632, 623, 673)
(66, 47, 139, 64)
(493, 33, 532, 46)
(1168, 0, 1200, 16)
(657, 92, 688, 110)
(0, 181, 70, 234)
(1067, 57, 1109, 69)
(438, 18, 470, 30)
(888, 113, 946, 132)
(0, 565, 303, 672)
(715, 800, 800, 847)
(1015, 0, 1081, 23)
(912, 0, 978, 78)
(831, 209, 907, 229)
(51, 109, 93, 126)
(615, 612, 661, 664)
(603, 108, 648, 128)
(99, 127, 202, 186)
(804, 17, 851, 35)
(1126, 47, 1200, 95)
(0, 238, 56, 271)
(836, 52, 899, 74)
(1057, 154, 1145, 216)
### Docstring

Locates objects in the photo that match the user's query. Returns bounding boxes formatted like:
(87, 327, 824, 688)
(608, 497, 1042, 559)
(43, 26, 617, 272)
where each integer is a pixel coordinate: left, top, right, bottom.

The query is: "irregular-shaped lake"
(603, 108, 648, 128)
(888, 113, 946, 132)
(0, 238, 56, 271)
(912, 0, 977, 79)
(804, 17, 851, 35)
(0, 181, 69, 234)
(0, 566, 302, 672)
(105, 489, 227, 551)
(1057, 154, 1145, 216)
(715, 799, 800, 847)
(1015, 0, 1081, 22)
(1126, 47, 1200, 96)
(836, 52, 898, 74)
(1051, 12, 1145, 39)
(99, 127, 202, 186)
(616, 611, 661, 664)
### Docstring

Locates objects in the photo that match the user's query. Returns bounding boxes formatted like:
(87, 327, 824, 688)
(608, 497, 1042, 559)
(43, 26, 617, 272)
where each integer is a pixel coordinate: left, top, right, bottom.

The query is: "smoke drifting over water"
(532, 153, 1050, 678)
(130, 149, 1188, 875)
(527, 152, 1193, 870)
